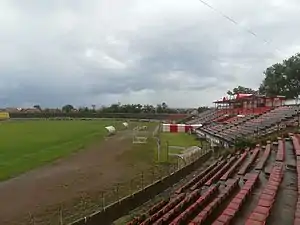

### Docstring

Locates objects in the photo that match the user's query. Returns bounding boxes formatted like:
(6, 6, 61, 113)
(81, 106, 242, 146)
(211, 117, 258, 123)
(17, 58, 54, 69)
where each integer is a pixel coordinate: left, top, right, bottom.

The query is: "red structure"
(213, 93, 285, 116)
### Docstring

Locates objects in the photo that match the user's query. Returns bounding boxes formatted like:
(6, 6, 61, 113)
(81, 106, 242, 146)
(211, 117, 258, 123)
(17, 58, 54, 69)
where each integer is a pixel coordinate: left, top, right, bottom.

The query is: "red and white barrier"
(162, 124, 202, 133)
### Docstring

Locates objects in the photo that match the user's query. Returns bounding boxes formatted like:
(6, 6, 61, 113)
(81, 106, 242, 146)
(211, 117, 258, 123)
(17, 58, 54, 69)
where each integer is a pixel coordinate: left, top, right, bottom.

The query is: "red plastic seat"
(235, 193, 247, 201)
(216, 214, 231, 224)
(212, 221, 226, 225)
(193, 215, 204, 223)
(295, 212, 300, 221)
(253, 206, 269, 215)
(248, 212, 268, 222)
(223, 208, 236, 217)
(227, 202, 239, 211)
(265, 185, 277, 191)
(240, 189, 249, 196)
(294, 218, 300, 225)
(245, 220, 265, 225)
(231, 198, 243, 206)
(260, 194, 274, 201)
(262, 189, 276, 197)
(257, 199, 273, 208)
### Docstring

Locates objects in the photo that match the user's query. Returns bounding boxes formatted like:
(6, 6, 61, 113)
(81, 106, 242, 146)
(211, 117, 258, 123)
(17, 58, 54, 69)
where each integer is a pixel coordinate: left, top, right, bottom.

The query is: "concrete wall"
(70, 151, 212, 225)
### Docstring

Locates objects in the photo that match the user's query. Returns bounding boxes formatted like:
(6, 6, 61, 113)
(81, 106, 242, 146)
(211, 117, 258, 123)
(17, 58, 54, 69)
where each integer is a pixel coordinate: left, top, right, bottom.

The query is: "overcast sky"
(1, 0, 300, 108)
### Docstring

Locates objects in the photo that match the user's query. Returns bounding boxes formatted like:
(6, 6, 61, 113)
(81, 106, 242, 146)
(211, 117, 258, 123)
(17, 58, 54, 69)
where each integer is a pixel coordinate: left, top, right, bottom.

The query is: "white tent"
(122, 122, 129, 128)
(105, 126, 116, 135)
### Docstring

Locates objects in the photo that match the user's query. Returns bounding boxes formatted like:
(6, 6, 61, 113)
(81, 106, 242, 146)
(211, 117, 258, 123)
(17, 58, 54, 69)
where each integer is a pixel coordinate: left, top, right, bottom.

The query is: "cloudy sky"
(1, 0, 300, 108)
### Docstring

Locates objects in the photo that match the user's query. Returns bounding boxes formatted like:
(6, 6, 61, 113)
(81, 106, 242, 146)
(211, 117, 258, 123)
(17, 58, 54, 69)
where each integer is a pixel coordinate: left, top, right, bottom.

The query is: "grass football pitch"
(0, 120, 127, 181)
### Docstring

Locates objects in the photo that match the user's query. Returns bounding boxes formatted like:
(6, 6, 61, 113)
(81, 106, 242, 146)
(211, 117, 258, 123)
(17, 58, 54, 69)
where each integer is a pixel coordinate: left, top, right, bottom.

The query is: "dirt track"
(0, 130, 150, 225)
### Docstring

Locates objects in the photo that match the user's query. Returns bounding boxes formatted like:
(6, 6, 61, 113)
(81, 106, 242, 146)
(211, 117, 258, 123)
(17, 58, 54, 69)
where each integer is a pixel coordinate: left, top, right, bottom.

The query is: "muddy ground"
(0, 127, 157, 225)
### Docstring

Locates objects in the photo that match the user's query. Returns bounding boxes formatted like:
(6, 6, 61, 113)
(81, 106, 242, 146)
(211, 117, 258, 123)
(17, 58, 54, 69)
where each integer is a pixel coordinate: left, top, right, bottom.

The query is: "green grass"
(157, 133, 201, 162)
(0, 120, 129, 181)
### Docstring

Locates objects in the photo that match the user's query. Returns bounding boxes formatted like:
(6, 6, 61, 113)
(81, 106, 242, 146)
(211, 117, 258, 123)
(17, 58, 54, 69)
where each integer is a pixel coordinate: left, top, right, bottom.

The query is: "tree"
(62, 104, 74, 113)
(96, 102, 177, 114)
(142, 104, 155, 113)
(227, 86, 257, 95)
(259, 53, 300, 99)
(156, 104, 163, 113)
(259, 63, 287, 96)
(226, 90, 234, 96)
(162, 102, 168, 110)
(33, 105, 41, 111)
(197, 106, 209, 113)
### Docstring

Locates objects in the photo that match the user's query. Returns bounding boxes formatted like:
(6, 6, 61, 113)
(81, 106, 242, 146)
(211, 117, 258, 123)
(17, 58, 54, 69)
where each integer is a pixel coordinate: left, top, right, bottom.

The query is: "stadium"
(113, 94, 300, 225)
(1, 91, 300, 225)
(2, 1, 300, 225)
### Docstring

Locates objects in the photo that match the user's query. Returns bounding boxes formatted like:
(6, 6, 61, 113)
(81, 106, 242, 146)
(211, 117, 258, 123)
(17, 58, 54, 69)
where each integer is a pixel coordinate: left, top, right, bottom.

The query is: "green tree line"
(33, 102, 186, 114)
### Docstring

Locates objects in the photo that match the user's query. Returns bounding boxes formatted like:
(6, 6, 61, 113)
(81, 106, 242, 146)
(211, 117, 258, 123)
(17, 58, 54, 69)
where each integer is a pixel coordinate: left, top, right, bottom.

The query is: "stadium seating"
(221, 151, 248, 180)
(212, 173, 260, 225)
(140, 194, 186, 225)
(128, 136, 299, 225)
(291, 134, 300, 225)
(175, 161, 219, 194)
(190, 160, 228, 190)
(238, 147, 260, 175)
(189, 178, 240, 225)
(169, 184, 219, 225)
(186, 109, 218, 125)
(245, 163, 283, 225)
(276, 138, 285, 162)
(198, 105, 300, 143)
(255, 143, 271, 170)
(152, 190, 201, 225)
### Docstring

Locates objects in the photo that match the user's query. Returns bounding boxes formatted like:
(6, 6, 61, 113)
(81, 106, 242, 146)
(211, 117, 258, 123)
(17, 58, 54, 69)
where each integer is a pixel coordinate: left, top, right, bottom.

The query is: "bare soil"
(0, 129, 154, 225)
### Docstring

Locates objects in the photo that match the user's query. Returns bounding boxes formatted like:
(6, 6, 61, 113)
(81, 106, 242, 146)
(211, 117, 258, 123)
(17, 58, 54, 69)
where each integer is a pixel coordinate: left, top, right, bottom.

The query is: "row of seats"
(296, 159, 300, 225)
(127, 199, 170, 225)
(205, 157, 237, 186)
(216, 107, 270, 116)
(276, 139, 285, 162)
(221, 151, 248, 181)
(148, 199, 170, 216)
(190, 160, 227, 191)
(187, 109, 218, 125)
(222, 116, 239, 124)
(255, 143, 271, 170)
(138, 154, 239, 224)
(213, 114, 231, 123)
(189, 178, 240, 225)
(212, 173, 260, 225)
(169, 184, 219, 225)
(245, 163, 283, 225)
(199, 106, 300, 143)
(175, 161, 219, 194)
(238, 147, 260, 175)
(140, 193, 186, 225)
(292, 134, 300, 225)
(292, 135, 300, 156)
(129, 144, 281, 225)
(152, 189, 202, 225)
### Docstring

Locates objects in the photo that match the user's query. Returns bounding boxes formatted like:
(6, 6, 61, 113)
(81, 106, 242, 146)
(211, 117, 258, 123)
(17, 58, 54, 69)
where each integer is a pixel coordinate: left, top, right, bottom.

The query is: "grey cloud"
(1, 0, 300, 107)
